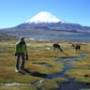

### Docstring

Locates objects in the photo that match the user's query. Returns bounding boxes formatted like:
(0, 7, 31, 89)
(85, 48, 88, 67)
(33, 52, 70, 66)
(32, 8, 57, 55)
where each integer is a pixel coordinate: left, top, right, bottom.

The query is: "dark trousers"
(16, 53, 25, 70)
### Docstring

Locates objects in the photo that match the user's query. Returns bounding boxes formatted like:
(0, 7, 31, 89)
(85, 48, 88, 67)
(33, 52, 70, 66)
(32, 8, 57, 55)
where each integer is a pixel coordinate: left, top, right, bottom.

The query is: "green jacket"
(15, 42, 27, 54)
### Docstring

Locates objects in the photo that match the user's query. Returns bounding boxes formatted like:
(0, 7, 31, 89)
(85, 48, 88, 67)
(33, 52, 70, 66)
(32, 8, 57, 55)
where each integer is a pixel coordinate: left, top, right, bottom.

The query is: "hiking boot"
(15, 68, 20, 72)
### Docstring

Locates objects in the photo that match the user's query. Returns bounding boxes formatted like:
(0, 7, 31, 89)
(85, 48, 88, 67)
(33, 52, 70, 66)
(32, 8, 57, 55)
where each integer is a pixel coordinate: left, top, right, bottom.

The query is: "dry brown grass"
(0, 40, 90, 89)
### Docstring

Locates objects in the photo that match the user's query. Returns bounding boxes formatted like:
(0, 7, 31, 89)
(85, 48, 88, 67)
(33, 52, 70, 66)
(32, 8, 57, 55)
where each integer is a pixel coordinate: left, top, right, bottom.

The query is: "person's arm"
(15, 44, 18, 56)
(25, 44, 28, 60)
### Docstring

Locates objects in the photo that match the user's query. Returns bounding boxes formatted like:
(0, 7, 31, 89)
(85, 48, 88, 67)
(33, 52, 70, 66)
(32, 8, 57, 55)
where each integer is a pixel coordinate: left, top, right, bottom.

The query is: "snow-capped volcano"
(26, 11, 61, 23)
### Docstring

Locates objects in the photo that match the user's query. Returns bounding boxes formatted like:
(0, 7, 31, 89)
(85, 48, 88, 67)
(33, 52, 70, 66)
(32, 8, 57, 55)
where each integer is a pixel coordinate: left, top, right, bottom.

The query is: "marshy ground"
(0, 40, 90, 90)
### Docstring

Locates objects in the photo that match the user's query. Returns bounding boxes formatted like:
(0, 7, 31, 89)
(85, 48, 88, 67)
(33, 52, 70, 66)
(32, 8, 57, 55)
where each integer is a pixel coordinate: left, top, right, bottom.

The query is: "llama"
(53, 43, 63, 52)
(72, 43, 81, 51)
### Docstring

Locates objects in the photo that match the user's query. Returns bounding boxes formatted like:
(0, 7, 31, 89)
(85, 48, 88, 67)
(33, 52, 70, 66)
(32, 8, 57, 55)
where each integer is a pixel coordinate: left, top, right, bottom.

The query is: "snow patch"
(26, 11, 62, 23)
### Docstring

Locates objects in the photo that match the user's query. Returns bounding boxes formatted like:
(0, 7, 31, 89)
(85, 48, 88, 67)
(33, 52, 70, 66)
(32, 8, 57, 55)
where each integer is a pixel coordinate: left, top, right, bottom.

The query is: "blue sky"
(0, 0, 90, 28)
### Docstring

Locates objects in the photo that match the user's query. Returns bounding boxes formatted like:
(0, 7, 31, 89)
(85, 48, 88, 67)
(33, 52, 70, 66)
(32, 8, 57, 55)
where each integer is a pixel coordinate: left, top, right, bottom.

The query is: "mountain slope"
(0, 11, 90, 41)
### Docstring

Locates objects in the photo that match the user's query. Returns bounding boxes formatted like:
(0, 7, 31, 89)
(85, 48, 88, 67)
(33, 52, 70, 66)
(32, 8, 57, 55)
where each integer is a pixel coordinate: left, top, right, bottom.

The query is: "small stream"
(46, 52, 86, 79)
(46, 52, 90, 90)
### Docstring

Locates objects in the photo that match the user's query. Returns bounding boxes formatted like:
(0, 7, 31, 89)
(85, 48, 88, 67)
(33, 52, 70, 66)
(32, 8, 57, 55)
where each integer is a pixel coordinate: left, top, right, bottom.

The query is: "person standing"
(15, 37, 28, 72)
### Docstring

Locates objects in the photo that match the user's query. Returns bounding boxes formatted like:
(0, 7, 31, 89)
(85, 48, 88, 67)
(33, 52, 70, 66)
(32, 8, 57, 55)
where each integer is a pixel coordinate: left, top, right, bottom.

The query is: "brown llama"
(72, 43, 81, 51)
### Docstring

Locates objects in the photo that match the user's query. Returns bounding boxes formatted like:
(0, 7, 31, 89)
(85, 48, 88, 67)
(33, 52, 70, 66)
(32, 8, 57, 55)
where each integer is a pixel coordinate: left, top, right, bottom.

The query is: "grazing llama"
(53, 43, 63, 52)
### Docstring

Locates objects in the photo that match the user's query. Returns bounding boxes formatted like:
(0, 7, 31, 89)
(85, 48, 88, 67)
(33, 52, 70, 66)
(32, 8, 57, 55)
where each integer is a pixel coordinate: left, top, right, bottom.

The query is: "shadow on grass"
(19, 69, 48, 78)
